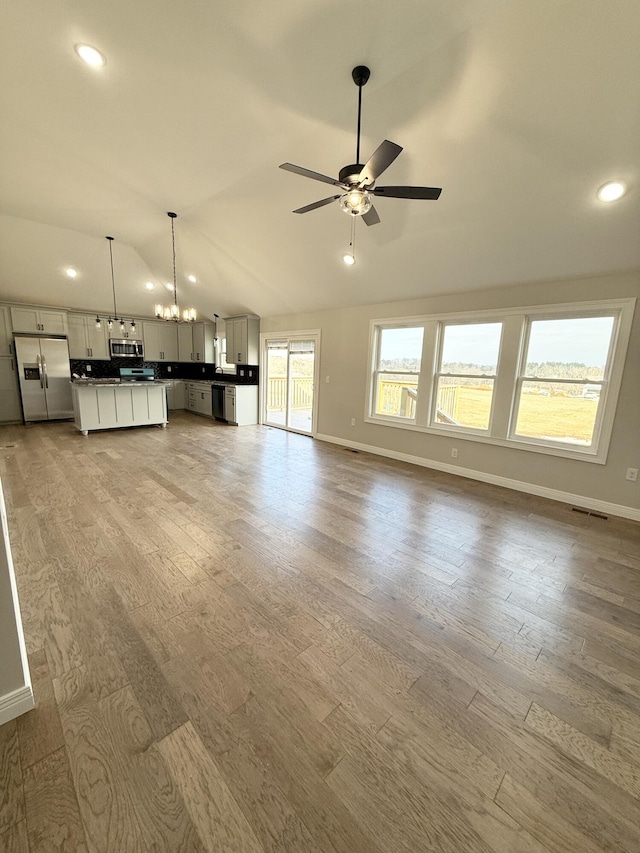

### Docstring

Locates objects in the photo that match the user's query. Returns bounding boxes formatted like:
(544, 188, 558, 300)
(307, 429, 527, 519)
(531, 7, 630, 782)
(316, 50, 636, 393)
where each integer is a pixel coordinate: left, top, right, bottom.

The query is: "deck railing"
(267, 376, 314, 410)
(375, 380, 460, 421)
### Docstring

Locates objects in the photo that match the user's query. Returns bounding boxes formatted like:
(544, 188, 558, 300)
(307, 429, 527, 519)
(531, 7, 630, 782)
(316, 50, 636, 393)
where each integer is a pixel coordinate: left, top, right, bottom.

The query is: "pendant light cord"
(169, 211, 178, 310)
(106, 236, 117, 318)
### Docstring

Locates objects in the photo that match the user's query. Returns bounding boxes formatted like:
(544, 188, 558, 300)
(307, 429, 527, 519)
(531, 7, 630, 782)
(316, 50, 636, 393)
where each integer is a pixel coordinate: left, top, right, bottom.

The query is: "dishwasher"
(212, 383, 225, 420)
(224, 385, 236, 424)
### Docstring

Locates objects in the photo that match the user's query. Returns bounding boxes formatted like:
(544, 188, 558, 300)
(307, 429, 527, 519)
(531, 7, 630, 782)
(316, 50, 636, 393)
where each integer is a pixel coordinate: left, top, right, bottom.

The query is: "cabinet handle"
(237, 353, 241, 362)
(10, 359, 14, 371)
(90, 348, 93, 357)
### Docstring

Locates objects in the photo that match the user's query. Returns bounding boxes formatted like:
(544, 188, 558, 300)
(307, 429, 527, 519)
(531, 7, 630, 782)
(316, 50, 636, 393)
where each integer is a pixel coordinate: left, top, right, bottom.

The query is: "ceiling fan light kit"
(279, 64, 442, 250)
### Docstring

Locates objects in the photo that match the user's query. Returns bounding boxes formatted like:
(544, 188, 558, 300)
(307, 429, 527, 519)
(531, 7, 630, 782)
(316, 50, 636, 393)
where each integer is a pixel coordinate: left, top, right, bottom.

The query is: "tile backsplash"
(70, 359, 259, 384)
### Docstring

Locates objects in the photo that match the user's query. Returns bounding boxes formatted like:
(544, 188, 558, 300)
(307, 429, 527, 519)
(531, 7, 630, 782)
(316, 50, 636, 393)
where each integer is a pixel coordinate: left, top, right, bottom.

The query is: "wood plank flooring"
(1, 413, 639, 852)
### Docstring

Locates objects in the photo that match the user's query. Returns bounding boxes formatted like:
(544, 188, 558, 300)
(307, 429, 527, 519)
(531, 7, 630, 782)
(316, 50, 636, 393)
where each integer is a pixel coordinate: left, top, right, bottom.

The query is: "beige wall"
(0, 478, 33, 722)
(261, 271, 640, 515)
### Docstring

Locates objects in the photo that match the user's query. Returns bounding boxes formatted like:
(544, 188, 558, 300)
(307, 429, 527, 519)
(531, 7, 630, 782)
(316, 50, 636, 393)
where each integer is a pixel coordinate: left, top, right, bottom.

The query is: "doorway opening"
(262, 333, 319, 436)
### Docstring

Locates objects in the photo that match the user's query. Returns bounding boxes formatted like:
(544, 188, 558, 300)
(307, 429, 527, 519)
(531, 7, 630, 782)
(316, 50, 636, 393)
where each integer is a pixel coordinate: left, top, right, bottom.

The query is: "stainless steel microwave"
(110, 339, 144, 358)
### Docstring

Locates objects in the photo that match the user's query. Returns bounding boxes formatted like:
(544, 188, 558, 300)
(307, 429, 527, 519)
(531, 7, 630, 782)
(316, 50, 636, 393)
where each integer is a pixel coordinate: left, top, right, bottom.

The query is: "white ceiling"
(1, 0, 639, 322)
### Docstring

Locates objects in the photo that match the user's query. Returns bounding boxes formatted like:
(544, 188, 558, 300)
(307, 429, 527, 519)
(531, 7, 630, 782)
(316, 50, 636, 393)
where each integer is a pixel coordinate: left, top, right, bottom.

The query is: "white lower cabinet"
(72, 384, 167, 434)
(165, 380, 185, 410)
(0, 357, 22, 422)
(224, 385, 258, 425)
(184, 382, 214, 418)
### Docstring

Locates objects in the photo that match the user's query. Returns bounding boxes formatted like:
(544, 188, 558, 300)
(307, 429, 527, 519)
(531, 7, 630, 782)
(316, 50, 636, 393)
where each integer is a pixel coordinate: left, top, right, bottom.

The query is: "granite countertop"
(72, 379, 168, 387)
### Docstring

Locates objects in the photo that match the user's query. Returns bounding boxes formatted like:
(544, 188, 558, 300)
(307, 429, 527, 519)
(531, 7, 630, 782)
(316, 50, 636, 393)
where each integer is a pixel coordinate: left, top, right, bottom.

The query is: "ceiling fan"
(280, 65, 442, 226)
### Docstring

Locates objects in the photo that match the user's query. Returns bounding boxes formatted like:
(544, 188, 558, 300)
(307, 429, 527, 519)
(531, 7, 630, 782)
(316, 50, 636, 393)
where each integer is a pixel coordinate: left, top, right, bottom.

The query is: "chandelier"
(155, 212, 197, 323)
(95, 236, 138, 334)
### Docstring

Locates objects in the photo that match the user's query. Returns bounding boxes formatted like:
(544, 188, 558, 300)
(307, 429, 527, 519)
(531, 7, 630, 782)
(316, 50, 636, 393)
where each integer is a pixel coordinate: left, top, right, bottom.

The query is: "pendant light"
(95, 236, 137, 334)
(155, 212, 197, 323)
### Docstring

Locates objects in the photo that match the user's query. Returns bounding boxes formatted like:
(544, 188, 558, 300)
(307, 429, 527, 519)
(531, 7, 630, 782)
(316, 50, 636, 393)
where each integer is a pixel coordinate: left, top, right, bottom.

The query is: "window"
(512, 315, 616, 448)
(371, 326, 423, 420)
(366, 298, 634, 463)
(432, 322, 502, 431)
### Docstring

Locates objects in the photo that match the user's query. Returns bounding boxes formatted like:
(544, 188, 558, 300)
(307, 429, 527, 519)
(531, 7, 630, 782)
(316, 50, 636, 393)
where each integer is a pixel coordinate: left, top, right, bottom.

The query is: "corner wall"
(261, 271, 640, 519)
(0, 479, 33, 724)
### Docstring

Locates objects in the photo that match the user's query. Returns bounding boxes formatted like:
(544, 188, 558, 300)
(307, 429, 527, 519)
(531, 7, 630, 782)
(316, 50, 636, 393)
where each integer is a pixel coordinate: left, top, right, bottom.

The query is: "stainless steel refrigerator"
(14, 337, 73, 421)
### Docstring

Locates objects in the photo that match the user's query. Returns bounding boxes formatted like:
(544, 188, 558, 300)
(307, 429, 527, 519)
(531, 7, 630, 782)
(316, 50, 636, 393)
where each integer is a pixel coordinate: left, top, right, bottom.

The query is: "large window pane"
(525, 317, 614, 380)
(441, 323, 502, 375)
(375, 375, 418, 418)
(515, 381, 601, 445)
(379, 327, 424, 371)
(432, 322, 502, 431)
(436, 378, 494, 429)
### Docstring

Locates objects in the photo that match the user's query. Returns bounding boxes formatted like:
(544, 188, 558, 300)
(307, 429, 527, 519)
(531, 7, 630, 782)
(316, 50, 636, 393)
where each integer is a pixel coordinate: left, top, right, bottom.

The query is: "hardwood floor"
(1, 413, 639, 852)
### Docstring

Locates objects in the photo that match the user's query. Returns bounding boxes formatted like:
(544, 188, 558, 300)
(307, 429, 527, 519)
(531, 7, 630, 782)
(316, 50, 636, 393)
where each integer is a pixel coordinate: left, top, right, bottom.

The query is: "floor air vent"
(571, 506, 609, 520)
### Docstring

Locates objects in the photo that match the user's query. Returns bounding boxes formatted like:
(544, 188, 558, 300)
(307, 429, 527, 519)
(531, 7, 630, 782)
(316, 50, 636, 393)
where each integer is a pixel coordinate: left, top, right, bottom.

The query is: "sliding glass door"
(263, 335, 318, 435)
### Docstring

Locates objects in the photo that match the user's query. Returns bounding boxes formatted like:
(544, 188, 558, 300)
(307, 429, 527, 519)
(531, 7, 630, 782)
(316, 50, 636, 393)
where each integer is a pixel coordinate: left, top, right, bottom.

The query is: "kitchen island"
(71, 380, 168, 435)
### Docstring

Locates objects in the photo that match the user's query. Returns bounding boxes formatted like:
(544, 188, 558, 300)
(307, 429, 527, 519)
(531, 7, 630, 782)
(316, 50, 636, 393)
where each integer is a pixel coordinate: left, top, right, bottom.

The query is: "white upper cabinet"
(68, 314, 109, 360)
(224, 315, 259, 364)
(11, 307, 68, 335)
(142, 322, 178, 362)
(177, 323, 214, 363)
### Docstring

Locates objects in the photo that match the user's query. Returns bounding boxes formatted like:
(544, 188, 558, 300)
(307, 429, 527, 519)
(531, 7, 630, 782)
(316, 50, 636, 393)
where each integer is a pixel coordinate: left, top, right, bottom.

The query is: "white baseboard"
(317, 433, 640, 522)
(0, 685, 35, 726)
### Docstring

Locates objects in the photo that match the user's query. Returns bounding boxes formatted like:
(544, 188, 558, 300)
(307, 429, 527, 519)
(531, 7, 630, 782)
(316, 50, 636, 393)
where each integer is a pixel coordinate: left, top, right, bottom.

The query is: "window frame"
(429, 319, 505, 435)
(365, 298, 635, 464)
(369, 322, 424, 424)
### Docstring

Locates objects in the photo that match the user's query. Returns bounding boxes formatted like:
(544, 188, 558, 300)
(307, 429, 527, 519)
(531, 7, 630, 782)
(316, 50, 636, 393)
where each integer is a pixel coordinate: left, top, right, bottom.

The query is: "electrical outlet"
(351, 418, 356, 426)
(167, 365, 172, 373)
(626, 467, 638, 482)
(451, 448, 458, 459)
(86, 364, 91, 372)
(326, 375, 330, 383)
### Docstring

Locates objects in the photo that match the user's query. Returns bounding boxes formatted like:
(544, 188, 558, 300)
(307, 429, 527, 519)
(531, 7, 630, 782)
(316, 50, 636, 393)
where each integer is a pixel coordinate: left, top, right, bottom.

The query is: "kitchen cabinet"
(165, 380, 185, 410)
(0, 307, 12, 357)
(72, 383, 167, 434)
(185, 382, 213, 417)
(68, 313, 109, 360)
(11, 307, 68, 335)
(224, 384, 258, 426)
(224, 315, 259, 365)
(0, 357, 22, 422)
(178, 323, 215, 363)
(143, 322, 178, 362)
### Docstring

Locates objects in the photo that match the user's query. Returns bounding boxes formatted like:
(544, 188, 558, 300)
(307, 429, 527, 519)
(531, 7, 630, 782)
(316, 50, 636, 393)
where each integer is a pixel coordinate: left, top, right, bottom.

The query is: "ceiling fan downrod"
(352, 65, 370, 166)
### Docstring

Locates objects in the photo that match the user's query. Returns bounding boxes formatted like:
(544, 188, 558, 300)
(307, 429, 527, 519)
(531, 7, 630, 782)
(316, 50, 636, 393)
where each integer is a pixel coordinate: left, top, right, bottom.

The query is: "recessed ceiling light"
(74, 44, 106, 67)
(166, 283, 174, 291)
(597, 181, 626, 202)
(188, 275, 197, 283)
(145, 282, 155, 290)
(65, 267, 78, 278)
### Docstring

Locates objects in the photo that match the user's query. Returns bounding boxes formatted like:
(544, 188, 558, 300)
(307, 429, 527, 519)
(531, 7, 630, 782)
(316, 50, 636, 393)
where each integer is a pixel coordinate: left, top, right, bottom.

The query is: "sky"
(380, 317, 615, 367)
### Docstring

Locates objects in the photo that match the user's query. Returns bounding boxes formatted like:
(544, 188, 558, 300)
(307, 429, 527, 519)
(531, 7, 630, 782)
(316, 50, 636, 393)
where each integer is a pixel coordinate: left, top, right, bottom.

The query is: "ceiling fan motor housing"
(339, 164, 369, 187)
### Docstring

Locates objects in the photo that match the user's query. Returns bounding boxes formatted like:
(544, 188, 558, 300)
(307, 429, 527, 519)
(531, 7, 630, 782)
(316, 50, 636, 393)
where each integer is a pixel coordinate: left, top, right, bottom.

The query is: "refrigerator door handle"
(43, 357, 49, 389)
(36, 353, 44, 388)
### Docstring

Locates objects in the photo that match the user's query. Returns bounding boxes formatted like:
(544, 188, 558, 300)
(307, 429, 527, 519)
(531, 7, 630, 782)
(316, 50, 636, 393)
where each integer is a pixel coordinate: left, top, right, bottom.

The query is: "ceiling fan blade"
(280, 163, 344, 188)
(293, 196, 340, 214)
(358, 140, 403, 186)
(362, 205, 381, 226)
(373, 186, 442, 200)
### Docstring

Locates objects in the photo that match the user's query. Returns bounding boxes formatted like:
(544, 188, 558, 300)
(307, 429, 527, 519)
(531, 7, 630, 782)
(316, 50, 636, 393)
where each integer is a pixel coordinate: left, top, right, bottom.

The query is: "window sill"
(364, 415, 606, 464)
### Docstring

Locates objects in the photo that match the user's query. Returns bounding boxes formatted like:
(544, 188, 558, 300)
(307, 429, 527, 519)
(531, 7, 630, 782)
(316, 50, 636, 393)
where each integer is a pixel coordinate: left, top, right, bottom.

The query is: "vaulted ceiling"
(1, 0, 639, 322)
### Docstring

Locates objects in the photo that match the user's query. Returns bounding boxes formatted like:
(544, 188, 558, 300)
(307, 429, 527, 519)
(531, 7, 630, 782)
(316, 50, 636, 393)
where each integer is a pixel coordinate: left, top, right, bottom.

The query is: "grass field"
(455, 387, 597, 443)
